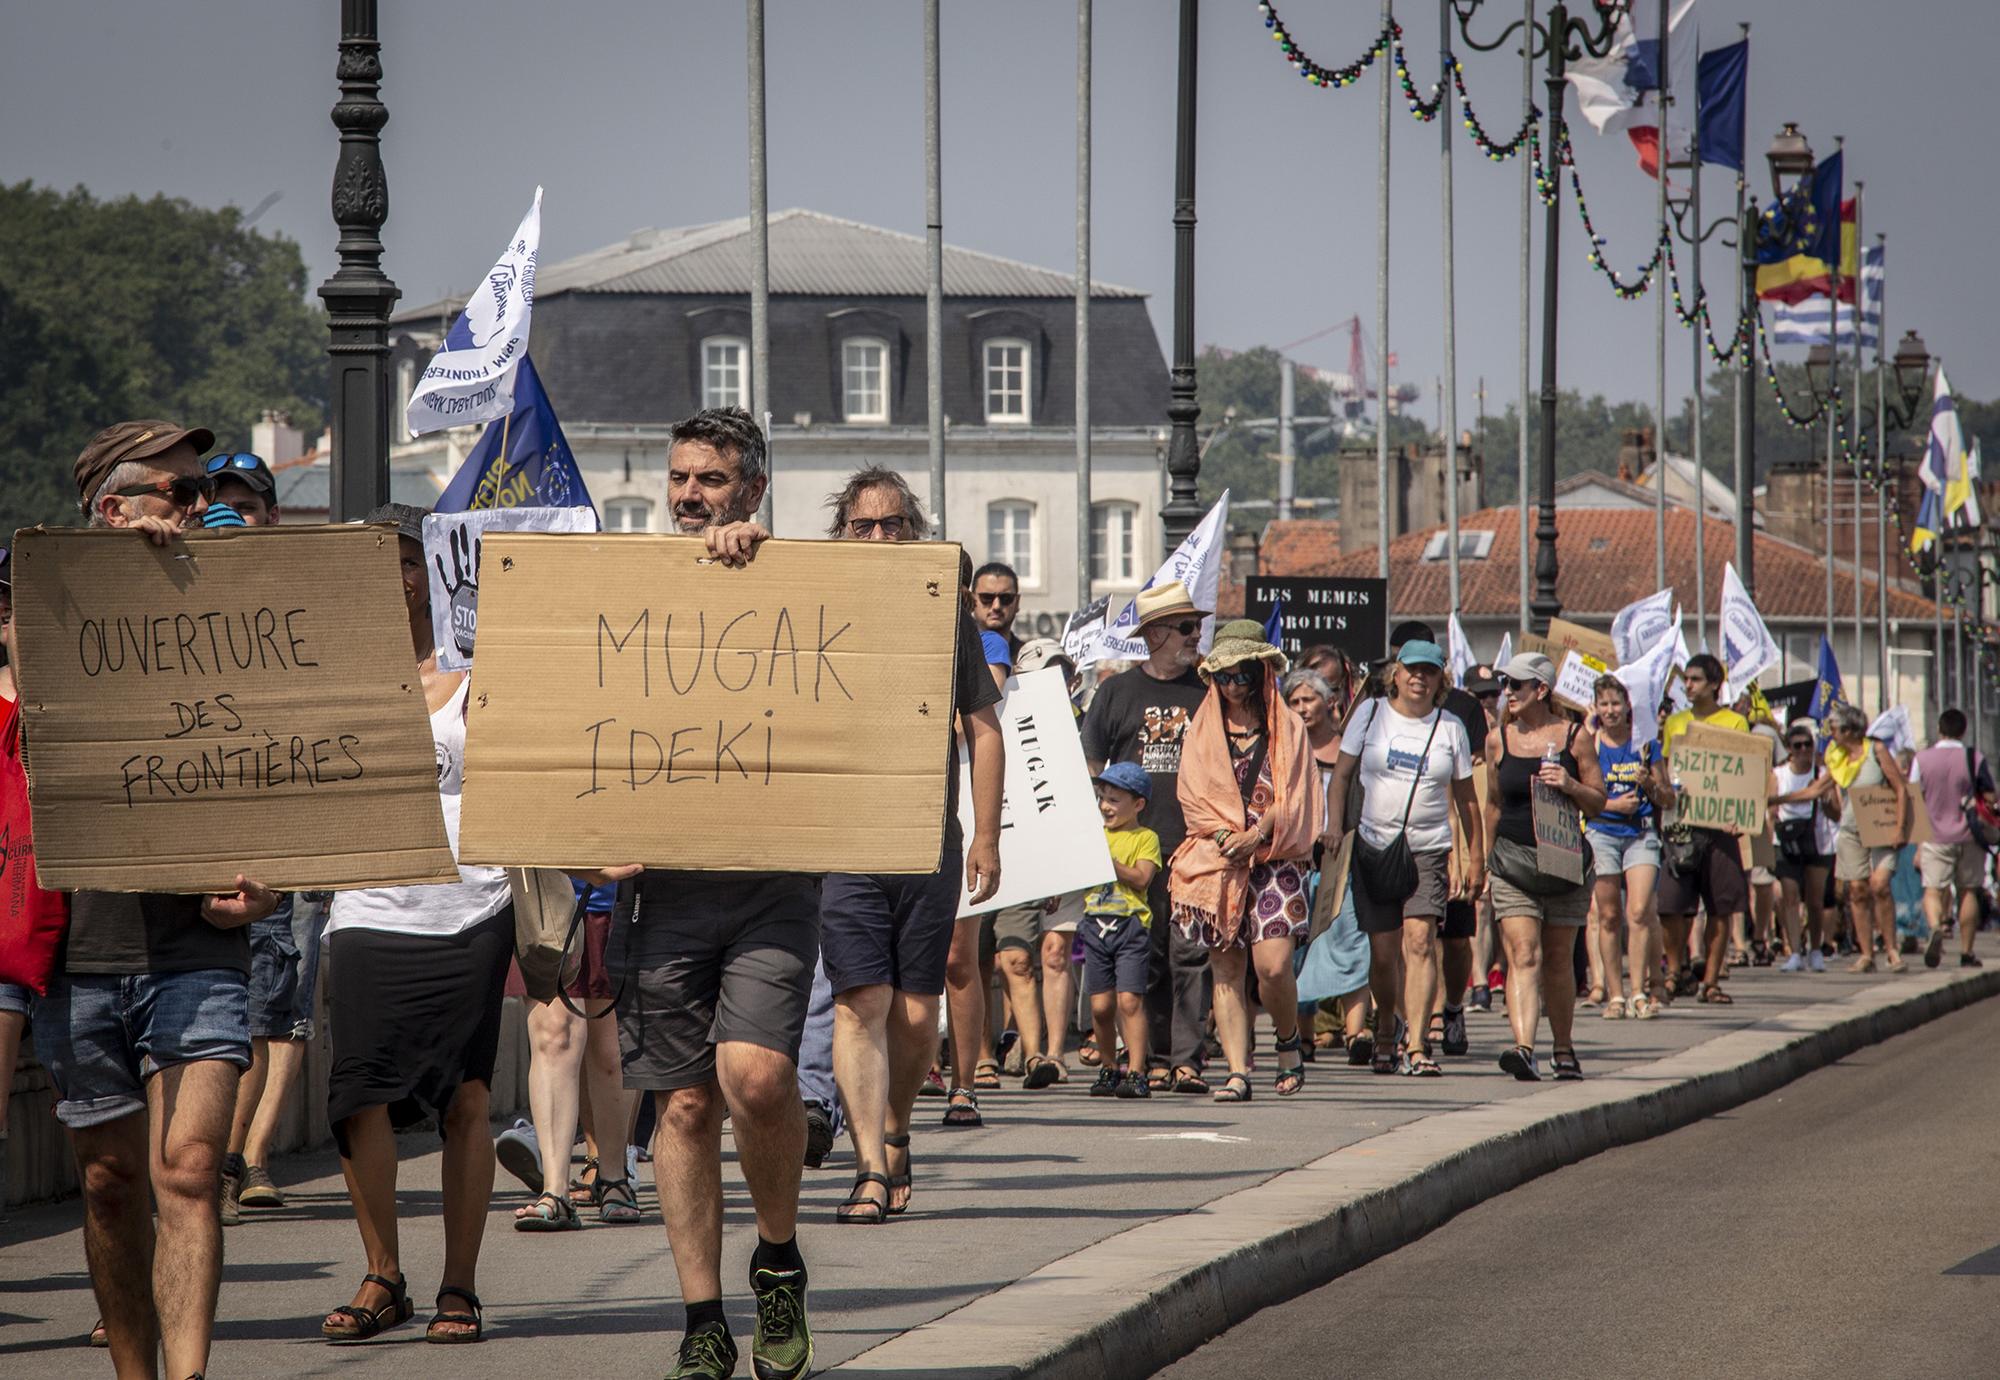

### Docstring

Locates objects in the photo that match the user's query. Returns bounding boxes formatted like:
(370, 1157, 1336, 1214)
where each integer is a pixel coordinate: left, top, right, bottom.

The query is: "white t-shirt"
(327, 677, 512, 938)
(1772, 762, 1838, 855)
(1341, 698, 1474, 854)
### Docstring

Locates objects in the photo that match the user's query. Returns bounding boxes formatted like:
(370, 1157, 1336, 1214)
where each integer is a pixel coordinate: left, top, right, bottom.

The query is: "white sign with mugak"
(423, 505, 598, 671)
(955, 667, 1115, 918)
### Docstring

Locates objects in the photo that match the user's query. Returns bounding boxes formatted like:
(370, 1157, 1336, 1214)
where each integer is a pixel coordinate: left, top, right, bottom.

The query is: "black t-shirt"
(1442, 687, 1489, 761)
(1080, 665, 1210, 853)
(64, 891, 252, 977)
(948, 608, 1004, 848)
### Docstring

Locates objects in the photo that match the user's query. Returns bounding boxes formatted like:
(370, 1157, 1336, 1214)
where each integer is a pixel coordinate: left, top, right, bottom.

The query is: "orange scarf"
(1168, 665, 1323, 946)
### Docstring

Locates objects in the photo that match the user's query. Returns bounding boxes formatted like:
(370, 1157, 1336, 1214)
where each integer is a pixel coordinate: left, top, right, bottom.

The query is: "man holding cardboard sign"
(1657, 654, 1757, 1004)
(22, 422, 283, 1380)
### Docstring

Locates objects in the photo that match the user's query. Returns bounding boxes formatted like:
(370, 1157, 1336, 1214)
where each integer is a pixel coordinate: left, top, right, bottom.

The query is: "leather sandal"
(836, 1171, 890, 1224)
(426, 1286, 483, 1344)
(884, 1132, 913, 1215)
(321, 1272, 413, 1342)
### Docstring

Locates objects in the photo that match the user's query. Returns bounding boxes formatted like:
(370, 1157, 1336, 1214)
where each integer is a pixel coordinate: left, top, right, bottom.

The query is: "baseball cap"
(1094, 761, 1152, 801)
(1389, 619, 1436, 648)
(1015, 637, 1073, 676)
(364, 502, 429, 543)
(205, 451, 276, 497)
(1499, 651, 1557, 687)
(1464, 663, 1499, 695)
(1396, 639, 1446, 670)
(74, 420, 216, 512)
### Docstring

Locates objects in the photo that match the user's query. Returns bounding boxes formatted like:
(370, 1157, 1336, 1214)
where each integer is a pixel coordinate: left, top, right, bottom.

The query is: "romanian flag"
(1758, 197, 1858, 304)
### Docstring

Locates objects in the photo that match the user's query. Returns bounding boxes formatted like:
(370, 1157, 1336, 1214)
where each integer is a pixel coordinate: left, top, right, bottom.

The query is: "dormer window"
(983, 339, 1030, 424)
(842, 338, 889, 423)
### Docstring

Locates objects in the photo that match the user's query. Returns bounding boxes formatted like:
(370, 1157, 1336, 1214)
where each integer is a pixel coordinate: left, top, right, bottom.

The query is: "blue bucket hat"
(1094, 761, 1152, 801)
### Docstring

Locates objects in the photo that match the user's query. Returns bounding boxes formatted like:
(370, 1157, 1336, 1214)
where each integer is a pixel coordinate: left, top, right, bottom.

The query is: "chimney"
(250, 409, 305, 464)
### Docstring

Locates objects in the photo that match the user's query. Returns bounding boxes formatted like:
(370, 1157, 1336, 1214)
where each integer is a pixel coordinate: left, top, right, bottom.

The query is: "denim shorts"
(246, 914, 303, 1040)
(1587, 828, 1662, 878)
(35, 969, 251, 1129)
(0, 982, 31, 1018)
(1080, 913, 1151, 996)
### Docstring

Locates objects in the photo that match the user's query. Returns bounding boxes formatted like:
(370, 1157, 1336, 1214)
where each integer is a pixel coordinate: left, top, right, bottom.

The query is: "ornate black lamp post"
(318, 0, 400, 522)
(1160, 0, 1204, 552)
(1448, 0, 1627, 633)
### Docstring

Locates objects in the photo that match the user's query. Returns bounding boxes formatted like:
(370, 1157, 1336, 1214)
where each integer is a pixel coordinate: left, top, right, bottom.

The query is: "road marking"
(1136, 1131, 1251, 1144)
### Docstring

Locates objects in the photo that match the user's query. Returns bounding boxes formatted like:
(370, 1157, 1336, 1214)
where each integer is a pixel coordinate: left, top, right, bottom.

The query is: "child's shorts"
(1081, 913, 1150, 996)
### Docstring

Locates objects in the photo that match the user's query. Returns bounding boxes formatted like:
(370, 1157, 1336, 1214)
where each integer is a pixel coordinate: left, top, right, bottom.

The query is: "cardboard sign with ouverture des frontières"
(10, 525, 458, 892)
(458, 533, 960, 873)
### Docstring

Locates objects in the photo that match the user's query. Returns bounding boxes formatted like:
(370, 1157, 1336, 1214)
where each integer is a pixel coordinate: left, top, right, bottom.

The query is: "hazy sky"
(7, 0, 1994, 419)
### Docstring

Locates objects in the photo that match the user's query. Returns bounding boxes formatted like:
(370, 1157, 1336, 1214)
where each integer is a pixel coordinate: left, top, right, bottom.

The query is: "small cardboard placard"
(1668, 722, 1770, 834)
(1852, 784, 1929, 848)
(1547, 617, 1620, 670)
(458, 533, 960, 873)
(10, 526, 457, 892)
(954, 667, 1114, 918)
(1309, 830, 1355, 943)
(424, 505, 598, 671)
(1532, 780, 1586, 883)
(1552, 648, 1612, 715)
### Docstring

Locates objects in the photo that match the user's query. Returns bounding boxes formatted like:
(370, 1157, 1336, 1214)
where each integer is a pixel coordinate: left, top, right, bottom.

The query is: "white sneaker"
(1778, 953, 1804, 972)
(1807, 949, 1826, 972)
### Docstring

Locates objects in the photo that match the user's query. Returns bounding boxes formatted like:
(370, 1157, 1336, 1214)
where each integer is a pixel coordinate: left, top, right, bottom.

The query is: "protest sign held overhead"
(953, 667, 1113, 918)
(423, 506, 598, 671)
(406, 188, 542, 436)
(459, 533, 959, 873)
(1095, 492, 1228, 660)
(1244, 575, 1389, 663)
(1668, 721, 1769, 834)
(8, 527, 457, 892)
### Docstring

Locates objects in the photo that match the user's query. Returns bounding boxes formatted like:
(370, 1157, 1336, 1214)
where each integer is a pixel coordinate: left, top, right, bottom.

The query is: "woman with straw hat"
(1167, 621, 1323, 1102)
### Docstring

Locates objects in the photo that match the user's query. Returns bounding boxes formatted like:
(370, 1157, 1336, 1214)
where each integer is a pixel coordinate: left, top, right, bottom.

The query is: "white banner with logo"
(406, 188, 543, 436)
(422, 504, 597, 671)
(1719, 562, 1781, 689)
(955, 667, 1114, 918)
(1610, 588, 1676, 666)
(1093, 492, 1230, 662)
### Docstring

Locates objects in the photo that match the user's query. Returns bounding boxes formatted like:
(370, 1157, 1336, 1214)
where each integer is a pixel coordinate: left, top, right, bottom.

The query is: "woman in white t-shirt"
(1769, 721, 1840, 971)
(319, 507, 514, 1347)
(1322, 641, 1482, 1077)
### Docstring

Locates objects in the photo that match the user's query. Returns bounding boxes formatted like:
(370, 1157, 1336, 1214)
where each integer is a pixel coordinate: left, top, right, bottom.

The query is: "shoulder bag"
(1775, 766, 1822, 865)
(1962, 747, 2000, 851)
(508, 868, 585, 1004)
(1349, 706, 1442, 909)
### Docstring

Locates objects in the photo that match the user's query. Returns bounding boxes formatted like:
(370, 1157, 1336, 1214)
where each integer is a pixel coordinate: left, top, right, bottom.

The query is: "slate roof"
(394, 209, 1145, 324)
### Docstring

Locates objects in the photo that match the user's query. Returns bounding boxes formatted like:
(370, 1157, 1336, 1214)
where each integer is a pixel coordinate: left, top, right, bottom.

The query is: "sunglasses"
(1213, 668, 1258, 687)
(847, 515, 905, 538)
(975, 591, 1018, 607)
(205, 452, 268, 478)
(1496, 674, 1543, 692)
(1788, 738, 1814, 749)
(1167, 619, 1202, 637)
(109, 474, 216, 510)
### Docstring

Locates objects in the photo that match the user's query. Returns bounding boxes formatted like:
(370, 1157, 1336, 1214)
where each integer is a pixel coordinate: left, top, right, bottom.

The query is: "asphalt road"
(1162, 993, 2000, 1380)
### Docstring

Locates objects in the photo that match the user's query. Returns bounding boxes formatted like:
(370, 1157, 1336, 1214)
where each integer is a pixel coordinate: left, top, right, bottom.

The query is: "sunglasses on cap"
(205, 452, 268, 477)
(975, 591, 1018, 607)
(1212, 668, 1258, 687)
(108, 474, 216, 510)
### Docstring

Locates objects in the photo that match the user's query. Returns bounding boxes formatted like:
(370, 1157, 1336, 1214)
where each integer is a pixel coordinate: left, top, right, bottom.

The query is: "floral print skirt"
(1177, 858, 1312, 951)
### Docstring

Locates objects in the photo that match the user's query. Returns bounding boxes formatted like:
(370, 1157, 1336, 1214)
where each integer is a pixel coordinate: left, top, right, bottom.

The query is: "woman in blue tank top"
(1585, 676, 1670, 1020)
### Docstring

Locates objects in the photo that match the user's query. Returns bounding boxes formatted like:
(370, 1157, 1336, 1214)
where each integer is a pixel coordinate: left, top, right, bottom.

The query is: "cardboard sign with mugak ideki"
(458, 533, 960, 872)
(1667, 721, 1769, 834)
(1851, 783, 1932, 849)
(9, 525, 458, 892)
(953, 666, 1113, 918)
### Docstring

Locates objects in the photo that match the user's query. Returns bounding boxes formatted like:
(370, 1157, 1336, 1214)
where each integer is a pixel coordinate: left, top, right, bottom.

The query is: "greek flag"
(1771, 243, 1882, 348)
(407, 188, 542, 436)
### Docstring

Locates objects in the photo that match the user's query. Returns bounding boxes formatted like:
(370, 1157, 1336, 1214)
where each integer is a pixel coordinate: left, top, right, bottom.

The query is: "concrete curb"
(828, 967, 2000, 1378)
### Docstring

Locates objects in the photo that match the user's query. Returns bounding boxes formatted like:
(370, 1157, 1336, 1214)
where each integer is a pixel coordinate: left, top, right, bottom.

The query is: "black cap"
(363, 502, 429, 543)
(1389, 619, 1436, 648)
(205, 451, 277, 497)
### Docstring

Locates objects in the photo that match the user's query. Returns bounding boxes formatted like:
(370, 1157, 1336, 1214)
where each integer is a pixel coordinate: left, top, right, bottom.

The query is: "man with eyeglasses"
(1081, 581, 1215, 1093)
(40, 421, 280, 1380)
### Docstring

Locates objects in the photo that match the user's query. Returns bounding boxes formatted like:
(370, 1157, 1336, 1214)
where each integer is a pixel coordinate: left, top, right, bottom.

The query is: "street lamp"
(1448, 0, 1629, 633)
(1160, 0, 1204, 551)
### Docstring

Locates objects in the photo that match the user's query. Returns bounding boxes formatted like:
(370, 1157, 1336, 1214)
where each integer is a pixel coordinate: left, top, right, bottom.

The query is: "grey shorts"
(1352, 847, 1451, 935)
(1920, 841, 1986, 891)
(990, 901, 1047, 954)
(1489, 871, 1592, 928)
(1834, 831, 1896, 884)
(1587, 828, 1661, 878)
(615, 871, 821, 1092)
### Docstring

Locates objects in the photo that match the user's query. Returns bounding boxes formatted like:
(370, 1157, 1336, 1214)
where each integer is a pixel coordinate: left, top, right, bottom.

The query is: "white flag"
(1095, 492, 1230, 661)
(1447, 613, 1477, 687)
(1610, 589, 1675, 665)
(1666, 619, 1692, 713)
(1866, 704, 1916, 757)
(1615, 617, 1681, 749)
(407, 188, 543, 436)
(1718, 563, 1780, 689)
(1495, 631, 1513, 671)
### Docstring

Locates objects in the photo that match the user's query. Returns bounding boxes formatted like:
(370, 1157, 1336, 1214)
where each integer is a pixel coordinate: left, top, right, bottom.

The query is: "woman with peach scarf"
(1168, 621, 1324, 1103)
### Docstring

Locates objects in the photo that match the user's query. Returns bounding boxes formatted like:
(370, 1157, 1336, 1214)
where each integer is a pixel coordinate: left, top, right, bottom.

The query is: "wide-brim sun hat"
(1199, 618, 1288, 682)
(1133, 578, 1210, 631)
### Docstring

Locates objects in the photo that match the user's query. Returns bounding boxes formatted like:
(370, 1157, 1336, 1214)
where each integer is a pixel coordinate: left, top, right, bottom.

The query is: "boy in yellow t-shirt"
(1083, 762, 1163, 1100)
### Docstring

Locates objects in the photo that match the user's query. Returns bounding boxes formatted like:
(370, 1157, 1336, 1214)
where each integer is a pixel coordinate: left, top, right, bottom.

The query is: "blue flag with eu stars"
(435, 352, 594, 516)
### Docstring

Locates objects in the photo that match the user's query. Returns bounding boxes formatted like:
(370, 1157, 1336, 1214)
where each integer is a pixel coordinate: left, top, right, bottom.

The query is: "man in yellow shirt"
(1654, 654, 1750, 1004)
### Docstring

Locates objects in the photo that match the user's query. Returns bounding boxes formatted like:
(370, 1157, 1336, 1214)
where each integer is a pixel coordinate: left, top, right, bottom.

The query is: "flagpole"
(1823, 137, 1843, 653)
(1653, 0, 1669, 603)
(1375, 0, 1394, 610)
(1688, 151, 1708, 648)
(924, 0, 946, 538)
(1440, 0, 1462, 613)
(1933, 354, 1945, 712)
(748, 0, 772, 529)
(1874, 230, 1890, 711)
(1075, 0, 1093, 612)
(1516, 0, 1532, 638)
(1850, 183, 1865, 705)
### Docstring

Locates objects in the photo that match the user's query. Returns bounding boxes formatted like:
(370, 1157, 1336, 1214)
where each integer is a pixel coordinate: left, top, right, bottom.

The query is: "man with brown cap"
(37, 419, 279, 1380)
(1081, 580, 1215, 1092)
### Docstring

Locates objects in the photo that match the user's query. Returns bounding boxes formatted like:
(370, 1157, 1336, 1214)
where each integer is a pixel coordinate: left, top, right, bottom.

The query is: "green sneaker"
(668, 1321, 738, 1379)
(749, 1266, 812, 1380)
